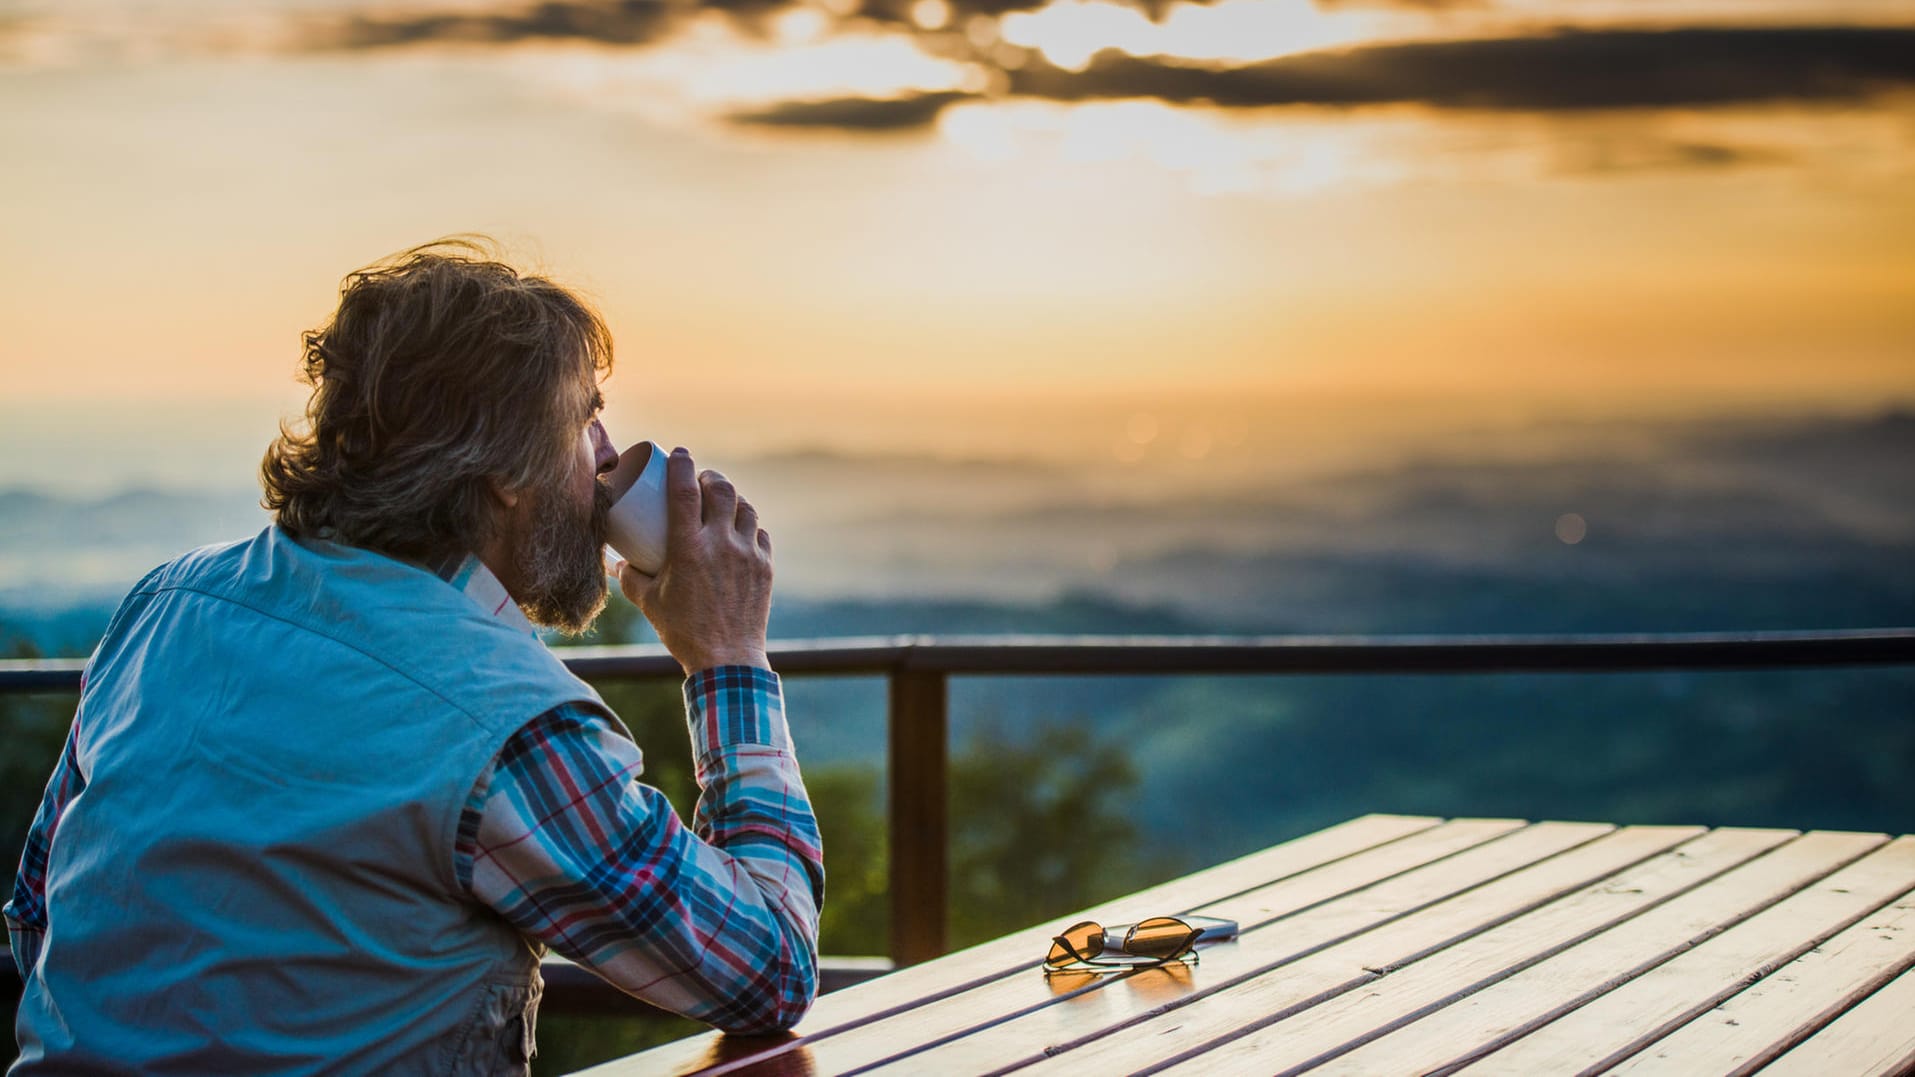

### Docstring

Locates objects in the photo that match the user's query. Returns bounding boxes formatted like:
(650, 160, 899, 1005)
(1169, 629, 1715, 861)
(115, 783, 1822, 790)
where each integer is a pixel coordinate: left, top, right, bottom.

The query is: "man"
(5, 240, 823, 1073)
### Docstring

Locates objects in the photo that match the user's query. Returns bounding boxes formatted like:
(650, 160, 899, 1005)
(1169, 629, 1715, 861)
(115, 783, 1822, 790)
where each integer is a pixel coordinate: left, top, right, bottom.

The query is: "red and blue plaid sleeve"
(458, 666, 823, 1033)
(6, 709, 85, 979)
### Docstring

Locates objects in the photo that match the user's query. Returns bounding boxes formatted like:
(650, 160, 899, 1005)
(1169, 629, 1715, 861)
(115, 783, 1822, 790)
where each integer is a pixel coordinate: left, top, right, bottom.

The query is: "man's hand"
(617, 447, 773, 675)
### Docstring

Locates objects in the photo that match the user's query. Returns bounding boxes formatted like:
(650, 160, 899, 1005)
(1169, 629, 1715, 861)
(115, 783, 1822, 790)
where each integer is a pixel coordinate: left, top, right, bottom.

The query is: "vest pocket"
(444, 976, 542, 1076)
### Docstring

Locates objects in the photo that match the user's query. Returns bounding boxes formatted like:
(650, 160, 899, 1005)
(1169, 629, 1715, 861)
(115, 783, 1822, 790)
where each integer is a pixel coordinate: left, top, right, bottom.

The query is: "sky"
(1, 0, 1913, 490)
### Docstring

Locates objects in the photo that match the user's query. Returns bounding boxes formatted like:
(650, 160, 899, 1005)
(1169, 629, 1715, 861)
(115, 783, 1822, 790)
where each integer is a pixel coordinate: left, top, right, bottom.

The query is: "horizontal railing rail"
(5, 628, 1914, 992)
(8, 628, 1915, 689)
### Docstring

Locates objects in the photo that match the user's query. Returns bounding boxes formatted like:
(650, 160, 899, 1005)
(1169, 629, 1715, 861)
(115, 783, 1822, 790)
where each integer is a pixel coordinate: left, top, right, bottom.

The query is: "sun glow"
(1001, 1, 1149, 70)
(517, 22, 972, 118)
(1001, 0, 1398, 70)
(996, 0, 1915, 75)
(938, 99, 1411, 196)
(911, 0, 954, 31)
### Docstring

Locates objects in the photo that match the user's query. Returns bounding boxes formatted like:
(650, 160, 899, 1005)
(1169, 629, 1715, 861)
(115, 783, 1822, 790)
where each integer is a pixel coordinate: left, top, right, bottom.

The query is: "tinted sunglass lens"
(1046, 921, 1106, 967)
(1126, 917, 1197, 959)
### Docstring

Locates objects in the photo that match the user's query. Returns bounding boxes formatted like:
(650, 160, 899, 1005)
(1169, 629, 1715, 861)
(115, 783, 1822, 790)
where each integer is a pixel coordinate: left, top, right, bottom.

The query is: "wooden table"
(577, 814, 1915, 1076)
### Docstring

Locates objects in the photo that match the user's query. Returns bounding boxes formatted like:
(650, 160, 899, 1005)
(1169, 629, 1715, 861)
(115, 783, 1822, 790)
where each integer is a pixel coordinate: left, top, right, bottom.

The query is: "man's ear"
(484, 474, 523, 511)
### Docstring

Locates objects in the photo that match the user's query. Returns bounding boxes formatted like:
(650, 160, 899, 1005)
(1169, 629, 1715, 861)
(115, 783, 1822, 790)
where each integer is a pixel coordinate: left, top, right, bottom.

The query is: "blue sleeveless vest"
(13, 527, 610, 1075)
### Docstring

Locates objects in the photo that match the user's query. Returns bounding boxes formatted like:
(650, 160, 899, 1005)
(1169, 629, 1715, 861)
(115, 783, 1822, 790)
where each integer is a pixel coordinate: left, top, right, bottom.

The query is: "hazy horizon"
(6, 405, 1909, 633)
(3, 387, 1909, 496)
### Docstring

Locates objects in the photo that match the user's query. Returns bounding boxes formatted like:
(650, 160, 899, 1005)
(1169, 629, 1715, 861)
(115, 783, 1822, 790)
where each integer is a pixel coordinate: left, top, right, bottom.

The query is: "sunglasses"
(1044, 916, 1203, 975)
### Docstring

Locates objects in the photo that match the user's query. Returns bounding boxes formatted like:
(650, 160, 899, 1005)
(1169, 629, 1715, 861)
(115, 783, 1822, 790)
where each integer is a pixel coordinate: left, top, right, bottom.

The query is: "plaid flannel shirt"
(7, 554, 824, 1034)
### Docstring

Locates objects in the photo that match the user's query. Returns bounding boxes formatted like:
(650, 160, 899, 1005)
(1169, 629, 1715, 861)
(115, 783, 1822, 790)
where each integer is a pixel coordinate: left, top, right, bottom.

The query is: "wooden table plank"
(1760, 964, 1915, 1077)
(1456, 834, 1915, 1075)
(871, 822, 1684, 1075)
(1309, 829, 1886, 1076)
(1459, 836, 1915, 1076)
(1608, 885, 1915, 1075)
(576, 813, 1441, 1076)
(765, 818, 1528, 1075)
(1168, 826, 1786, 1076)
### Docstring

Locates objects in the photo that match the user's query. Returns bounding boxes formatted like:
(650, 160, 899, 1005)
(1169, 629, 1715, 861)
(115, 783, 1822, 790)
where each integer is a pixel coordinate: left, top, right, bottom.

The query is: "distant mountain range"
(4, 409, 1911, 651)
(3, 409, 1911, 915)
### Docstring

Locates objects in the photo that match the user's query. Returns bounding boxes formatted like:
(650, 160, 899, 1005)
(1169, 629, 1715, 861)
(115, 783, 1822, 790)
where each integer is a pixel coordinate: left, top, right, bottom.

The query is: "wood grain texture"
(1318, 829, 1887, 1077)
(1169, 825, 1780, 1077)
(1759, 963, 1915, 1077)
(1456, 834, 1915, 1075)
(1609, 884, 1915, 1075)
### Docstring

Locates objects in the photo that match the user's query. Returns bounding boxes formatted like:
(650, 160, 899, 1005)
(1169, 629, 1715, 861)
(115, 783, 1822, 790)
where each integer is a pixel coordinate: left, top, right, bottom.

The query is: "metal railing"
(6, 627, 1915, 974)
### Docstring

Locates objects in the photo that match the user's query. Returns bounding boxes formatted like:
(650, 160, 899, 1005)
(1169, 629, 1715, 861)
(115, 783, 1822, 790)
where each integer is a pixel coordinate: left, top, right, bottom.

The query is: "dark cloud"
(323, 0, 796, 51)
(322, 0, 1065, 52)
(730, 91, 973, 130)
(319, 0, 1192, 53)
(717, 25, 1915, 134)
(848, 0, 1051, 22)
(329, 1, 683, 49)
(847, 0, 1185, 27)
(314, 0, 1915, 123)
(311, 3, 1915, 162)
(1006, 27, 1915, 111)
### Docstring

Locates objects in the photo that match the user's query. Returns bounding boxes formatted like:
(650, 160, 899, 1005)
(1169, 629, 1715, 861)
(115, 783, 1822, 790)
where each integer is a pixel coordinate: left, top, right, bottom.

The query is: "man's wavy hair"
(262, 238, 613, 562)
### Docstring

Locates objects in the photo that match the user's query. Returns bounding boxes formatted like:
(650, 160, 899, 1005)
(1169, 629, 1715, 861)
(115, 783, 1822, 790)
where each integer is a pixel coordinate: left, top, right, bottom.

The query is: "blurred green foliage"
(946, 719, 1162, 951)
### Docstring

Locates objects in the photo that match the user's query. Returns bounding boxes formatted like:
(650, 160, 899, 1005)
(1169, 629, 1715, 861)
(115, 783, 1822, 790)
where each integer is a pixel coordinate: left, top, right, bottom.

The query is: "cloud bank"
(332, 0, 690, 50)
(730, 25, 1915, 130)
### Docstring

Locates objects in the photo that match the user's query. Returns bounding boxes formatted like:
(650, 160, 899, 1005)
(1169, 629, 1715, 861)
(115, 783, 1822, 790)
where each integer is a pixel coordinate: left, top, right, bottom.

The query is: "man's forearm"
(680, 665, 825, 1027)
(466, 668, 823, 1033)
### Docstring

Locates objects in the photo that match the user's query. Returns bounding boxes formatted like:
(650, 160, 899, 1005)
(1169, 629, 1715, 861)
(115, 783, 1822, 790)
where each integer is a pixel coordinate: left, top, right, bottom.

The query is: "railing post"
(888, 667, 948, 966)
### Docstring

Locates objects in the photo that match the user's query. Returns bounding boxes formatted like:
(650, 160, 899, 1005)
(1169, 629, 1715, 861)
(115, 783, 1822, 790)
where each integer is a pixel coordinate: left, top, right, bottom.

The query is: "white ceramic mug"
(604, 441, 669, 576)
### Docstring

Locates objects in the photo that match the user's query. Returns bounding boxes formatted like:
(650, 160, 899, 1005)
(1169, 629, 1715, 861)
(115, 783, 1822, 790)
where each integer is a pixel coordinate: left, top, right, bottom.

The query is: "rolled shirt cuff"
(683, 665, 792, 763)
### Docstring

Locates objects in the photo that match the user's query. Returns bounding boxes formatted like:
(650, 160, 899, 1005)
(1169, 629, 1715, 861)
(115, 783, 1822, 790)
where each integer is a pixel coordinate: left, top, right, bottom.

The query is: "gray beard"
(515, 478, 613, 635)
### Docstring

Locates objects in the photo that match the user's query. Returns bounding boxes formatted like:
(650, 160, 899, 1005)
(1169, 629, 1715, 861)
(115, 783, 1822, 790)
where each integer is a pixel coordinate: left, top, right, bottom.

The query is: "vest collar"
(437, 554, 537, 637)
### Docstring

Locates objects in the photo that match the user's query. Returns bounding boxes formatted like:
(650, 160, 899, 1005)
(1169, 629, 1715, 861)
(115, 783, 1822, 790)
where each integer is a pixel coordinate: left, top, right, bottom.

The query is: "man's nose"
(589, 420, 617, 477)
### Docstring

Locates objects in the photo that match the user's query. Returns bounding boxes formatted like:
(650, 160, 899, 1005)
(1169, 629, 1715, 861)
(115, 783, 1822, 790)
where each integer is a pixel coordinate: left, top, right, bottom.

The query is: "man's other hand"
(617, 447, 773, 674)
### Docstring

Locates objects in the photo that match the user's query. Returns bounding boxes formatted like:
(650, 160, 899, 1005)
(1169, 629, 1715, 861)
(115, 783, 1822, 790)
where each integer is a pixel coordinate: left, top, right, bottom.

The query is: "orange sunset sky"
(1, 0, 1912, 485)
